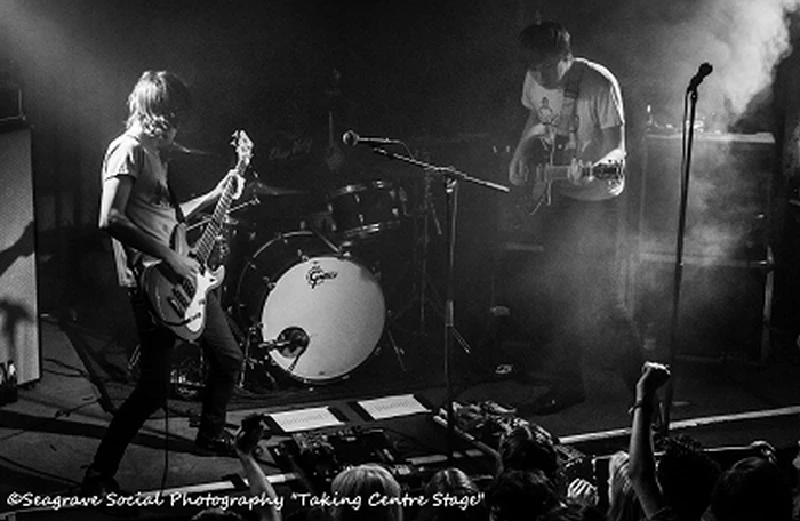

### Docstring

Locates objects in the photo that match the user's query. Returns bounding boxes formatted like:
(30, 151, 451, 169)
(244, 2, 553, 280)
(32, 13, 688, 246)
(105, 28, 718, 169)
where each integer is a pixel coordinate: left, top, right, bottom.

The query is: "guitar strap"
(556, 64, 583, 141)
(166, 183, 186, 224)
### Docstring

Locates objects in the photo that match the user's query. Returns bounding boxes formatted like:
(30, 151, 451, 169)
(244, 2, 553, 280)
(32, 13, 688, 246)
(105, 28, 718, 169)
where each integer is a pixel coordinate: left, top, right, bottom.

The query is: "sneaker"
(193, 430, 237, 458)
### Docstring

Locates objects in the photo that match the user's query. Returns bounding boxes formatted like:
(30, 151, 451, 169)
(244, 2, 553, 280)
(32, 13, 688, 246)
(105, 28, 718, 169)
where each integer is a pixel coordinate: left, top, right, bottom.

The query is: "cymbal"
(244, 181, 307, 197)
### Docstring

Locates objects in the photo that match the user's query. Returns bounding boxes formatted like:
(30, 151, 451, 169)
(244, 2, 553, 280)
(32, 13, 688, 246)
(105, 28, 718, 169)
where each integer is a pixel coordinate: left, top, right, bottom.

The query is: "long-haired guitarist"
(82, 71, 244, 496)
(505, 22, 640, 415)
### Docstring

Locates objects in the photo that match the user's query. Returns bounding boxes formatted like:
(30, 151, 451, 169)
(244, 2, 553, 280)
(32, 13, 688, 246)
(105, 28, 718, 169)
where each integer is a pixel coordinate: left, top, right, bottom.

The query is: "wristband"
(628, 399, 649, 415)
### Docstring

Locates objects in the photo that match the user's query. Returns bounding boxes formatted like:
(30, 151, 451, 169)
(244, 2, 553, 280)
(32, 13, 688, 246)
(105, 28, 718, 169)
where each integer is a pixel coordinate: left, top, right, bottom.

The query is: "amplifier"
(626, 133, 777, 361)
(634, 132, 775, 259)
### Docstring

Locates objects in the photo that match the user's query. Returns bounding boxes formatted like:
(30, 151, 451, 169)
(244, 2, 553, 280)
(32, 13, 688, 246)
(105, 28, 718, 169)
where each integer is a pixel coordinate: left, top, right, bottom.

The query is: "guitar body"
(141, 261, 225, 341)
(502, 135, 623, 233)
(140, 224, 226, 341)
(527, 134, 574, 204)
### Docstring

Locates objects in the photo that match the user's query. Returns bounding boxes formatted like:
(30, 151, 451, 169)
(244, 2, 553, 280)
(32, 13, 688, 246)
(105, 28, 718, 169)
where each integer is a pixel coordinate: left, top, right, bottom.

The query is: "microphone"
(687, 62, 713, 91)
(342, 130, 400, 146)
(271, 327, 310, 354)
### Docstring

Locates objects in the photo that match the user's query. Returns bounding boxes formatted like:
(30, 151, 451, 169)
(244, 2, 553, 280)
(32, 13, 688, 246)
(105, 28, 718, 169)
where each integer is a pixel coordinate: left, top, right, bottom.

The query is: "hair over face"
(126, 70, 191, 138)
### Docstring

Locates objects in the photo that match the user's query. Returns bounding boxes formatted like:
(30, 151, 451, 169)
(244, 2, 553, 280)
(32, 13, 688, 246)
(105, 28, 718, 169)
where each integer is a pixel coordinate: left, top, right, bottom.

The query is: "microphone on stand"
(266, 327, 310, 356)
(342, 130, 401, 146)
(687, 62, 713, 92)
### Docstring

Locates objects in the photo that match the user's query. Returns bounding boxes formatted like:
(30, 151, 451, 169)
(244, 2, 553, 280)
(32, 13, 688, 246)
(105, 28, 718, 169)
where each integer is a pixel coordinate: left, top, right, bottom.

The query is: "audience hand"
(567, 478, 599, 507)
(636, 361, 670, 399)
(235, 416, 266, 458)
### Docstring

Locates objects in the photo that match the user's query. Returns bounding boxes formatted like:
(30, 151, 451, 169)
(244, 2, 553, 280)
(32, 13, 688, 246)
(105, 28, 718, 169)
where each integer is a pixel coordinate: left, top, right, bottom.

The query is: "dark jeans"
(91, 289, 242, 478)
(511, 196, 641, 393)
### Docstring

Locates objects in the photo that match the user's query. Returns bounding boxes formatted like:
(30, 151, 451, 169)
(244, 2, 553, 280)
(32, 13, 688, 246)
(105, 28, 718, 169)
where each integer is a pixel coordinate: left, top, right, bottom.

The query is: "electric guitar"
(140, 130, 254, 341)
(508, 135, 624, 228)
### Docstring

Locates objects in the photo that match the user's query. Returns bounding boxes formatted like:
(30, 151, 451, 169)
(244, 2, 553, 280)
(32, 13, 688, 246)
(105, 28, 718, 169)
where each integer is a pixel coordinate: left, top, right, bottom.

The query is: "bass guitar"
(140, 130, 254, 341)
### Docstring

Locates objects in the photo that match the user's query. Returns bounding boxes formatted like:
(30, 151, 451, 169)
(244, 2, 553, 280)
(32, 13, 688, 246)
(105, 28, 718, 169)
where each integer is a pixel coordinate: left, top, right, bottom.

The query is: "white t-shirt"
(102, 132, 180, 287)
(521, 57, 625, 163)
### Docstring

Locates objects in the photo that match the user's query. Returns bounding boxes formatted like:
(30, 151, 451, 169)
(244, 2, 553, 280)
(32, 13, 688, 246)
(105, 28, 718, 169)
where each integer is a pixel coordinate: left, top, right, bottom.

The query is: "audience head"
(191, 508, 244, 521)
(656, 436, 721, 521)
(487, 469, 559, 521)
(416, 467, 486, 521)
(329, 464, 402, 521)
(498, 423, 560, 483)
(606, 451, 644, 521)
(538, 503, 604, 521)
(711, 456, 793, 521)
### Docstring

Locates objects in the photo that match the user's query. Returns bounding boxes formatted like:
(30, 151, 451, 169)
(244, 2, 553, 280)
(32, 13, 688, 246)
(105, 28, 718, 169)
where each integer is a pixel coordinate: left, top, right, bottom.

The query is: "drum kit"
(167, 71, 507, 399)
(175, 172, 438, 395)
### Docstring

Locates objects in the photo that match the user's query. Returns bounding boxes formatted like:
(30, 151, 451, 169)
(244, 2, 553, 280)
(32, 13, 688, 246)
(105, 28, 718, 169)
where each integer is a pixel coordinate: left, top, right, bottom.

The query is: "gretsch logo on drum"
(306, 263, 338, 289)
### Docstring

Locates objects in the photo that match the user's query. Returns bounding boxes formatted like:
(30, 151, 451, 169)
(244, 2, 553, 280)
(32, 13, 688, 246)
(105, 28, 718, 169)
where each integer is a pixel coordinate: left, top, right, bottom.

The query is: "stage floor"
(1, 319, 799, 520)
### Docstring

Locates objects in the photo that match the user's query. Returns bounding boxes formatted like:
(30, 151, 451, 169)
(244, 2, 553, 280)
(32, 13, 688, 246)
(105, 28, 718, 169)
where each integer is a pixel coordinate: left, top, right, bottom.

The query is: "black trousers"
(506, 196, 641, 392)
(91, 289, 242, 478)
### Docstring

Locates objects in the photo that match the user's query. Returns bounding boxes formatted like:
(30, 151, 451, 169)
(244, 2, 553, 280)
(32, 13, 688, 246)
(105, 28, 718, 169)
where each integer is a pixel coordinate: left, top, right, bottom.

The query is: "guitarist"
(82, 71, 244, 496)
(506, 22, 640, 415)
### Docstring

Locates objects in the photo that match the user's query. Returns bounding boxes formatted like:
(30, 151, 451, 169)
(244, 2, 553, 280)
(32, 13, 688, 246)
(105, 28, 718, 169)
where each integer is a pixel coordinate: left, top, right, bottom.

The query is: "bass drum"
(235, 231, 385, 383)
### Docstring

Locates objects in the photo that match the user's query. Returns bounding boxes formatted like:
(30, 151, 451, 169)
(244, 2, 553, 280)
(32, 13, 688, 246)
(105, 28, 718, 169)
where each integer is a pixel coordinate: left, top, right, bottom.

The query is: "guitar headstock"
(229, 130, 254, 200)
(231, 130, 254, 171)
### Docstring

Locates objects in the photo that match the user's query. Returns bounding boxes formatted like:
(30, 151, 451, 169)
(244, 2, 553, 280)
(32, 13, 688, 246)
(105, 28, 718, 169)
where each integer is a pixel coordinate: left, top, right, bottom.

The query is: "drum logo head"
(306, 263, 338, 289)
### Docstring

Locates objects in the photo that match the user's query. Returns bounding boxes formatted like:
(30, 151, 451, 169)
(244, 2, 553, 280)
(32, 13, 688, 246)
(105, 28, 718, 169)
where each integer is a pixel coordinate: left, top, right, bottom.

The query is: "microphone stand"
(368, 144, 509, 462)
(663, 81, 703, 435)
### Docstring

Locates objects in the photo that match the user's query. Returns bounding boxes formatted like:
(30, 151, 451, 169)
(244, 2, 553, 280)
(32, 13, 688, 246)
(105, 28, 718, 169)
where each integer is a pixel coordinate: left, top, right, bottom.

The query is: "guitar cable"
(160, 355, 170, 494)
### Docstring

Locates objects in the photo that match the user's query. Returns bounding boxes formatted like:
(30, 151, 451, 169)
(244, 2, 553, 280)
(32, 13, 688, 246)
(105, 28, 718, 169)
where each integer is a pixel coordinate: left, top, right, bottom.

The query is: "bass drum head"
(237, 231, 385, 383)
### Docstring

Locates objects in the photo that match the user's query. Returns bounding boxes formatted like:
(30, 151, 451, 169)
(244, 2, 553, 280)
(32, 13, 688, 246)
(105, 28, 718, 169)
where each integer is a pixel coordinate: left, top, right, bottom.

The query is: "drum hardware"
(235, 323, 312, 391)
(307, 224, 347, 258)
(185, 198, 261, 233)
(382, 314, 407, 373)
(387, 172, 470, 357)
(389, 170, 444, 332)
(244, 181, 308, 197)
(249, 326, 311, 373)
(360, 139, 510, 461)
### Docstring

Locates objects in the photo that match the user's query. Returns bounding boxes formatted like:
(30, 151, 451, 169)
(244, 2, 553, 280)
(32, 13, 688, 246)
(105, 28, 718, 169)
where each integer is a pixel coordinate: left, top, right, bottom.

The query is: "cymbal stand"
(390, 170, 442, 330)
(367, 143, 509, 462)
(390, 171, 471, 354)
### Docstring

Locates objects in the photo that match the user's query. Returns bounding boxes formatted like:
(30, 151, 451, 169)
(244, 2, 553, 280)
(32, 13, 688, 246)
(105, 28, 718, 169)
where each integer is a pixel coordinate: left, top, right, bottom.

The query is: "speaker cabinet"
(0, 125, 40, 384)
(629, 133, 776, 360)
(636, 133, 774, 258)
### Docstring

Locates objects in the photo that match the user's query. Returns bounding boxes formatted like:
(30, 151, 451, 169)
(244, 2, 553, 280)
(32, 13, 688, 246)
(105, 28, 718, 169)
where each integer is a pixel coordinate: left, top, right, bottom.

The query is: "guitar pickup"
(180, 279, 196, 297)
(172, 289, 190, 309)
(167, 296, 185, 316)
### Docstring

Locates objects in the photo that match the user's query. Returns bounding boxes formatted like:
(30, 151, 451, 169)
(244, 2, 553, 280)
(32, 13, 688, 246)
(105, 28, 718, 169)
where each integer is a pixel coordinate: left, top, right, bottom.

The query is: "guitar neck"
(194, 175, 238, 264)
(537, 162, 622, 182)
(194, 131, 252, 264)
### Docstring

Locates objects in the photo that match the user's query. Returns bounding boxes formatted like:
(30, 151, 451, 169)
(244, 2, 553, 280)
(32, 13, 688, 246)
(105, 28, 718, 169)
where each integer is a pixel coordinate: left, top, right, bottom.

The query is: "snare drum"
(327, 180, 404, 239)
(235, 231, 385, 383)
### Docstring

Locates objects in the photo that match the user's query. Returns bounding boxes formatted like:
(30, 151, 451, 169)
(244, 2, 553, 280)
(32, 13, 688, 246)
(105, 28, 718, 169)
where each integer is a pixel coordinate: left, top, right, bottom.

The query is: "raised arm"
(180, 168, 243, 219)
(629, 362, 670, 518)
(235, 418, 281, 521)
